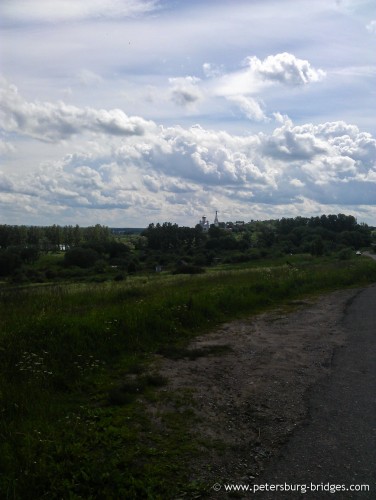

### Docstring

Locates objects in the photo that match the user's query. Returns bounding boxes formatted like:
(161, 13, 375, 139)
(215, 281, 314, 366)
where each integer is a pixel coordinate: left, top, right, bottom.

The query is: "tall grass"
(1, 257, 376, 498)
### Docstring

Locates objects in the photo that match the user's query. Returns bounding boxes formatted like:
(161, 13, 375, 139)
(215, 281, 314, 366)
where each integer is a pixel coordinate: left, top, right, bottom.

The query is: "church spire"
(214, 210, 219, 227)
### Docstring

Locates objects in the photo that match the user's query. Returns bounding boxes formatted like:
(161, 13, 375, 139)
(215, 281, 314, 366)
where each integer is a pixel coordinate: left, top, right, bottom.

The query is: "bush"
(20, 246, 39, 263)
(93, 259, 107, 273)
(105, 241, 130, 258)
(45, 269, 57, 279)
(337, 248, 353, 260)
(0, 250, 22, 276)
(127, 260, 140, 274)
(10, 270, 29, 284)
(114, 273, 126, 281)
(224, 252, 250, 264)
(64, 247, 100, 268)
(109, 257, 129, 270)
(193, 254, 207, 266)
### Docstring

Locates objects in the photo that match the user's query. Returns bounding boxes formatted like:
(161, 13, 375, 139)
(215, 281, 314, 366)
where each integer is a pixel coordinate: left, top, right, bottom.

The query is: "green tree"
(311, 236, 324, 256)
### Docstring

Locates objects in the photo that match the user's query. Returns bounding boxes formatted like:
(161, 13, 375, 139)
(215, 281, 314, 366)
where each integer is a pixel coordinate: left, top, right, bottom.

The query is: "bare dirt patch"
(148, 287, 360, 495)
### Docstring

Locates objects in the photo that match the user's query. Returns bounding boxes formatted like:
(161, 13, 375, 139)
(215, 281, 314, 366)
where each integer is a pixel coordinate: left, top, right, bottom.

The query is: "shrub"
(45, 269, 57, 279)
(193, 254, 207, 266)
(0, 250, 22, 276)
(337, 248, 353, 260)
(224, 252, 250, 264)
(109, 257, 129, 270)
(64, 247, 99, 268)
(20, 246, 39, 263)
(127, 260, 140, 273)
(93, 259, 107, 273)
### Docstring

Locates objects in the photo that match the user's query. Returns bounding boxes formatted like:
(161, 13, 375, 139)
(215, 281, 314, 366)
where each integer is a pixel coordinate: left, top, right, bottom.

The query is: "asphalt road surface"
(261, 283, 376, 499)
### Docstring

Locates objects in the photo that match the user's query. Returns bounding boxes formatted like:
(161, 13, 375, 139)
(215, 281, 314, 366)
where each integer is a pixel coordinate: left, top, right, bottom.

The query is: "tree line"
(141, 214, 372, 258)
(0, 224, 118, 278)
(0, 214, 373, 282)
(0, 224, 111, 250)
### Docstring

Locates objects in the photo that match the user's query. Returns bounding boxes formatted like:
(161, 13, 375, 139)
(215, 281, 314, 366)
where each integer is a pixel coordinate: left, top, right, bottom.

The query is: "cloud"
(20, 158, 138, 210)
(0, 139, 15, 156)
(0, 171, 15, 192)
(0, 78, 156, 141)
(203, 63, 224, 78)
(77, 69, 103, 87)
(227, 95, 268, 122)
(245, 53, 326, 86)
(214, 52, 325, 98)
(1, 78, 375, 223)
(136, 125, 267, 186)
(264, 119, 330, 160)
(169, 77, 203, 107)
(113, 118, 376, 211)
(290, 178, 305, 187)
(143, 174, 159, 192)
(139, 119, 376, 206)
(0, 0, 159, 23)
(366, 20, 376, 34)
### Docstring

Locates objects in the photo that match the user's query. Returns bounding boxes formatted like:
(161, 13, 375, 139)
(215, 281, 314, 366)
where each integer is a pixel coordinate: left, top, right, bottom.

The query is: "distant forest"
(0, 214, 374, 283)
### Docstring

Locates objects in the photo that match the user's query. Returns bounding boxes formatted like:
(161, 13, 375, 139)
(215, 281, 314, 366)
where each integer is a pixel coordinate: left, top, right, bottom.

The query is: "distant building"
(199, 215, 210, 231)
(214, 210, 219, 227)
(199, 211, 220, 231)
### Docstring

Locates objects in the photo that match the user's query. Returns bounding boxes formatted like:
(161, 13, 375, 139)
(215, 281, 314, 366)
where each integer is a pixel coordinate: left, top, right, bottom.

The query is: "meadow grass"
(1, 256, 376, 498)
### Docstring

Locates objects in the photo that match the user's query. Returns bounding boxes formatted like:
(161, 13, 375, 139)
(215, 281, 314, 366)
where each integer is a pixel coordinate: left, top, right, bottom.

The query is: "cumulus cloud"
(143, 173, 197, 194)
(245, 52, 326, 86)
(114, 118, 376, 209)
(290, 178, 305, 187)
(264, 119, 330, 159)
(169, 77, 203, 107)
(0, 171, 15, 192)
(1, 79, 375, 222)
(0, 0, 159, 23)
(135, 125, 267, 186)
(141, 119, 375, 205)
(0, 78, 155, 141)
(18, 157, 139, 210)
(214, 52, 325, 98)
(161, 178, 196, 193)
(143, 174, 160, 193)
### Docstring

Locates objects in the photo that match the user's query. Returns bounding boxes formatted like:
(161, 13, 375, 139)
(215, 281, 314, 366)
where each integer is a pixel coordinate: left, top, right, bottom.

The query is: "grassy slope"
(1, 255, 376, 499)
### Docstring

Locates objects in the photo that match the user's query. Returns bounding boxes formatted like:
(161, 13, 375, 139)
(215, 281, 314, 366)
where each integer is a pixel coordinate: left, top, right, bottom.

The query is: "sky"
(0, 0, 375, 228)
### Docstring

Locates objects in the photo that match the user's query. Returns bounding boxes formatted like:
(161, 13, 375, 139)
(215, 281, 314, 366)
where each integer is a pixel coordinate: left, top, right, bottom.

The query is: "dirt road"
(262, 284, 376, 499)
(150, 283, 375, 498)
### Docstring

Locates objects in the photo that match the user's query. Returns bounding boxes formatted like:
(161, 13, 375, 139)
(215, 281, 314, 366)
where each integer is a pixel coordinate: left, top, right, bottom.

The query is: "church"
(199, 211, 219, 231)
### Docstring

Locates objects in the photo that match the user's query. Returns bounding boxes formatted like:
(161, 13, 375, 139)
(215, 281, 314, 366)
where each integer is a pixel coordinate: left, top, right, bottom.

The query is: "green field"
(1, 255, 376, 498)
